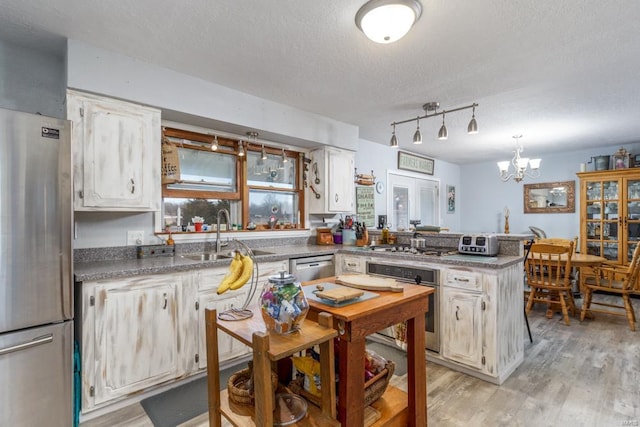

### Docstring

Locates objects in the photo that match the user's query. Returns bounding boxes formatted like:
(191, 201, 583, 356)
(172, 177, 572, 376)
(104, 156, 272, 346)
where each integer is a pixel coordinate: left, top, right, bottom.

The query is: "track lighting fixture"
(467, 105, 478, 134)
(210, 134, 218, 151)
(390, 123, 399, 147)
(390, 101, 478, 146)
(413, 117, 422, 144)
(437, 114, 448, 140)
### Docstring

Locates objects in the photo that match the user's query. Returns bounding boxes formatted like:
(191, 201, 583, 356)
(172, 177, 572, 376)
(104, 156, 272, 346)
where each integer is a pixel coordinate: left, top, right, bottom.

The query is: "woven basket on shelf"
(289, 360, 395, 407)
(227, 366, 279, 405)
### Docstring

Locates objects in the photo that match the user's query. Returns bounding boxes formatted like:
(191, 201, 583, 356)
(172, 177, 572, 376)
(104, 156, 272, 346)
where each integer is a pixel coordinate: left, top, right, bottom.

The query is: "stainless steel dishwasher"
(289, 254, 335, 282)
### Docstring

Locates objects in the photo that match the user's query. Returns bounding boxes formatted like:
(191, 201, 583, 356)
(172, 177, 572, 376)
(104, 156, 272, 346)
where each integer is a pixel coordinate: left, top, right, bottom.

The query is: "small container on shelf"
(259, 271, 309, 334)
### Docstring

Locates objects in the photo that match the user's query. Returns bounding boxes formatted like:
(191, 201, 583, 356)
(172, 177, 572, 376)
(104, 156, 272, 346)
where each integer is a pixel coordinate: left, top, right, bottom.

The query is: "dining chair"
(525, 242, 577, 326)
(580, 242, 640, 331)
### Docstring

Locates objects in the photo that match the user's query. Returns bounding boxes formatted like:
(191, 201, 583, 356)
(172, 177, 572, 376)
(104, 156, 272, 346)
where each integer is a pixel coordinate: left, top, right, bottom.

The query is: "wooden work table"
(302, 277, 434, 427)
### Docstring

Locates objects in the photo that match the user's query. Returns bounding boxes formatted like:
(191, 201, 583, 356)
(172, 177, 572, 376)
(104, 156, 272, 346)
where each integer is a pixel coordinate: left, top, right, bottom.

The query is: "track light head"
(438, 114, 448, 140)
(467, 106, 478, 134)
(413, 117, 422, 144)
(390, 123, 399, 147)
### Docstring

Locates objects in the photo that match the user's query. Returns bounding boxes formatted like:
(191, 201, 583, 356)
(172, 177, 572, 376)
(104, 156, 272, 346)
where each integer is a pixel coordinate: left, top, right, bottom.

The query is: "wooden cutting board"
(335, 274, 404, 292)
(314, 286, 364, 303)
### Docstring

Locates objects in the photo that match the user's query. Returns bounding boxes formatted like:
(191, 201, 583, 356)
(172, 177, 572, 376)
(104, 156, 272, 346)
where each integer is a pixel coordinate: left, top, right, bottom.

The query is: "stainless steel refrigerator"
(0, 108, 73, 426)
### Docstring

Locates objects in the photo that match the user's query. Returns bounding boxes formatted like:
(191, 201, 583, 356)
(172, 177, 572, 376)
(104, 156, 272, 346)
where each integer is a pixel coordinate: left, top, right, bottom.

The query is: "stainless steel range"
(367, 261, 440, 352)
(371, 244, 459, 257)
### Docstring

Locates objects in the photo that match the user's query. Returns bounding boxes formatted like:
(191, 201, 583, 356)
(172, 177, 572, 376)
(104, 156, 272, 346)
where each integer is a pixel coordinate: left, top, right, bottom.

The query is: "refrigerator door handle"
(0, 334, 53, 356)
(60, 254, 72, 319)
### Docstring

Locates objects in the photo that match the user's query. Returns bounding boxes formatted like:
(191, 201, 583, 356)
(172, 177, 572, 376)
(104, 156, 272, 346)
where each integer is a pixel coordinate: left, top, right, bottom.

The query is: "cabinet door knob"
(162, 293, 168, 309)
(455, 306, 460, 321)
(130, 178, 135, 194)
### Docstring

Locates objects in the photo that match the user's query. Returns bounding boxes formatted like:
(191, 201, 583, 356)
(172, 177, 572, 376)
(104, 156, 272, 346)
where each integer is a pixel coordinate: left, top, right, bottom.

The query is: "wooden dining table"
(564, 253, 607, 294)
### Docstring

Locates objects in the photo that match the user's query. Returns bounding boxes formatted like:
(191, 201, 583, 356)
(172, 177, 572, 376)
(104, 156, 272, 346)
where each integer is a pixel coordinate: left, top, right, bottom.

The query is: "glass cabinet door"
(584, 179, 620, 261)
(625, 179, 640, 263)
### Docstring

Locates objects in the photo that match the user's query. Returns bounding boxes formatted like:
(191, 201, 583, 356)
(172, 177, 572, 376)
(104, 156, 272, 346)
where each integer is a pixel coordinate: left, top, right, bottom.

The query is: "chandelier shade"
(497, 135, 541, 182)
(355, 0, 422, 44)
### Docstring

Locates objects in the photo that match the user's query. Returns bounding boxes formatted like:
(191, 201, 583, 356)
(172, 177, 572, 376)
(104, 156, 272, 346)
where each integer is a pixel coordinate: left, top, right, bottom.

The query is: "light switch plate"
(127, 230, 144, 245)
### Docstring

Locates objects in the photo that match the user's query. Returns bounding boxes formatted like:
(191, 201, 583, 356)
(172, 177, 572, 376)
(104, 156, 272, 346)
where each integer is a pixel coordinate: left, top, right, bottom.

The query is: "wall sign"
(356, 186, 375, 228)
(397, 151, 434, 175)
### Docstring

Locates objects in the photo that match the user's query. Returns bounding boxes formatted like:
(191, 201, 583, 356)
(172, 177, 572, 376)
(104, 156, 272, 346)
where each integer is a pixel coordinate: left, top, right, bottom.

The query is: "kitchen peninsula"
(73, 233, 527, 417)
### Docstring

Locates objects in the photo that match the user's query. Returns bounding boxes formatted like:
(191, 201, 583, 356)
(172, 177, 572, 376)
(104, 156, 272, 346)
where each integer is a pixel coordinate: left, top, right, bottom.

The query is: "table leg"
(337, 335, 365, 426)
(406, 314, 427, 427)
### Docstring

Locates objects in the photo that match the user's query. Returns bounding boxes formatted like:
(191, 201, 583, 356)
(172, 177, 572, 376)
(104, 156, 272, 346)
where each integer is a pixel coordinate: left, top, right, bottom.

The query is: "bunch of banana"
(216, 251, 254, 294)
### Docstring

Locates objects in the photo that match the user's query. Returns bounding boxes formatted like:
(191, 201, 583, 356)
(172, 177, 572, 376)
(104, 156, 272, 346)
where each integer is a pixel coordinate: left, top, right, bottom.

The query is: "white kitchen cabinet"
(81, 274, 185, 410)
(335, 253, 370, 274)
(194, 259, 289, 369)
(67, 90, 161, 211)
(197, 290, 249, 369)
(308, 147, 355, 213)
(441, 287, 484, 369)
(438, 265, 524, 384)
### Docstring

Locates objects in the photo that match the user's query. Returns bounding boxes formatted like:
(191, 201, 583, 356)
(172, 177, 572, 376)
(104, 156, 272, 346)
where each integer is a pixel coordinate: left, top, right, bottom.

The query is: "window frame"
(162, 127, 305, 231)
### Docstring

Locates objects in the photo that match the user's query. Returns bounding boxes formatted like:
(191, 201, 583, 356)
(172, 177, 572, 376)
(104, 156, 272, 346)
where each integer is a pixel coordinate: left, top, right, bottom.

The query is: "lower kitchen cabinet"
(439, 265, 524, 384)
(441, 287, 484, 369)
(335, 253, 370, 274)
(195, 260, 290, 369)
(81, 274, 186, 410)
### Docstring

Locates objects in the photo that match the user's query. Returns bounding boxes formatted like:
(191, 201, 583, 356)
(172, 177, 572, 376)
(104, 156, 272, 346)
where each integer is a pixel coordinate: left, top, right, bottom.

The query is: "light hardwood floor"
(81, 296, 640, 427)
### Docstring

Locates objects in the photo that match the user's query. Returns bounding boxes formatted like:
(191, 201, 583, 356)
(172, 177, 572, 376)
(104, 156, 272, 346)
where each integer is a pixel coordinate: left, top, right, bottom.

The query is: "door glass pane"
(586, 202, 601, 219)
(586, 242, 601, 256)
(418, 183, 437, 226)
(393, 186, 409, 231)
(628, 180, 640, 199)
(627, 220, 640, 242)
(603, 181, 618, 200)
(603, 242, 618, 261)
(586, 182, 601, 200)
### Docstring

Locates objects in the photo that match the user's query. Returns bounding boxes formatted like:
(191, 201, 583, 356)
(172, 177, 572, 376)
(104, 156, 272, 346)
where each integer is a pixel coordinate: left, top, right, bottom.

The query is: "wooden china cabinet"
(577, 169, 640, 267)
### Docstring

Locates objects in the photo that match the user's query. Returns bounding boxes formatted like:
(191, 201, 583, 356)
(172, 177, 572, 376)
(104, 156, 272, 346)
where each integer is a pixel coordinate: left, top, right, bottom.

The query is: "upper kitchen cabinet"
(308, 147, 355, 213)
(67, 90, 161, 211)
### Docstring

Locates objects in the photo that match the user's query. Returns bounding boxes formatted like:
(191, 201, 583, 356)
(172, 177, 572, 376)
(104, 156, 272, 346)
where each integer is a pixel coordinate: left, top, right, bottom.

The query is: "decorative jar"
(259, 271, 309, 334)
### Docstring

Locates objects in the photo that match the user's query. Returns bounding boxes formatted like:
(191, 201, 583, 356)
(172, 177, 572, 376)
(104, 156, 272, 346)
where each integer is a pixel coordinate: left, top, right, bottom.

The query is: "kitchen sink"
(180, 253, 232, 261)
(249, 249, 274, 256)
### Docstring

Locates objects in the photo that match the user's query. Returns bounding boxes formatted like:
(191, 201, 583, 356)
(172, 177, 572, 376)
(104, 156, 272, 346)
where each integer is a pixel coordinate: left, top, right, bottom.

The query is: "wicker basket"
(227, 367, 279, 405)
(289, 360, 395, 407)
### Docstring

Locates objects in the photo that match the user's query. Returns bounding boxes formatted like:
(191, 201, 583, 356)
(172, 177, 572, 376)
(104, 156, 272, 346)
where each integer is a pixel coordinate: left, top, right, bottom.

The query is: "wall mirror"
(524, 180, 575, 214)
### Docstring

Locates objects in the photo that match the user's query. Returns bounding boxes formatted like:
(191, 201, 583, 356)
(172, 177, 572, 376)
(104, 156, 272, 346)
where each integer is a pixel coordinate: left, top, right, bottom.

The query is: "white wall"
(460, 144, 640, 238)
(0, 41, 66, 118)
(355, 139, 462, 231)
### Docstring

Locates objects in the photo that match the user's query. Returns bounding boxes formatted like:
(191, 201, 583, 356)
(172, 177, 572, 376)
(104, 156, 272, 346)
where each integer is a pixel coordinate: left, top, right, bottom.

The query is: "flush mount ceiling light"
(355, 0, 422, 44)
(497, 134, 541, 182)
(389, 101, 478, 147)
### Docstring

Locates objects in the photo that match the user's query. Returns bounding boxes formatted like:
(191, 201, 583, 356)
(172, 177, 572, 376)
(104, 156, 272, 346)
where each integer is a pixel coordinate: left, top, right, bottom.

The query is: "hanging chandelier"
(497, 134, 541, 182)
(389, 101, 478, 146)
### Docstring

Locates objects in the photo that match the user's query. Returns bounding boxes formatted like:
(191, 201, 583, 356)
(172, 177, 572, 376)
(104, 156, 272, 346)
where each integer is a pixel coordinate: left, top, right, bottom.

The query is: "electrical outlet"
(127, 230, 144, 245)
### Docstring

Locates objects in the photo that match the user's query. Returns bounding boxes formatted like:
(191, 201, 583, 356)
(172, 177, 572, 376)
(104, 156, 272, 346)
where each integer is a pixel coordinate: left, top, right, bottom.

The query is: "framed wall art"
(397, 151, 434, 175)
(447, 185, 456, 213)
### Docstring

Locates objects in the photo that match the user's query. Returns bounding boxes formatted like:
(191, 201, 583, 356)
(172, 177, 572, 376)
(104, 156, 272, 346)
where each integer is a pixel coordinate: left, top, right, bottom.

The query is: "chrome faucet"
(216, 209, 230, 254)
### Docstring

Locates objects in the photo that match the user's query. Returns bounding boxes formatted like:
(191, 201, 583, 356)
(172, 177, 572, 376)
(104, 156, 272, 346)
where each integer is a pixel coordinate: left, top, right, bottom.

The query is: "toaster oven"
(458, 234, 499, 256)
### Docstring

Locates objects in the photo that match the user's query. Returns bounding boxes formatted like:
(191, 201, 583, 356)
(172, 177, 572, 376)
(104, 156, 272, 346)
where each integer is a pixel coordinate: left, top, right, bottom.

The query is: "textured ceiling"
(1, 0, 639, 164)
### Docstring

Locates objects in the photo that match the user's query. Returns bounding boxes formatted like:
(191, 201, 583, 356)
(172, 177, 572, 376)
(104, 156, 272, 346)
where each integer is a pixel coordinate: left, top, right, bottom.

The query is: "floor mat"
(141, 364, 239, 427)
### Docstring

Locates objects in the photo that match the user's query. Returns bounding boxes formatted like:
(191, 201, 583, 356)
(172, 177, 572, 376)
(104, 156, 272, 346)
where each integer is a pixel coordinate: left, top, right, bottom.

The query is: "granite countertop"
(74, 243, 523, 282)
